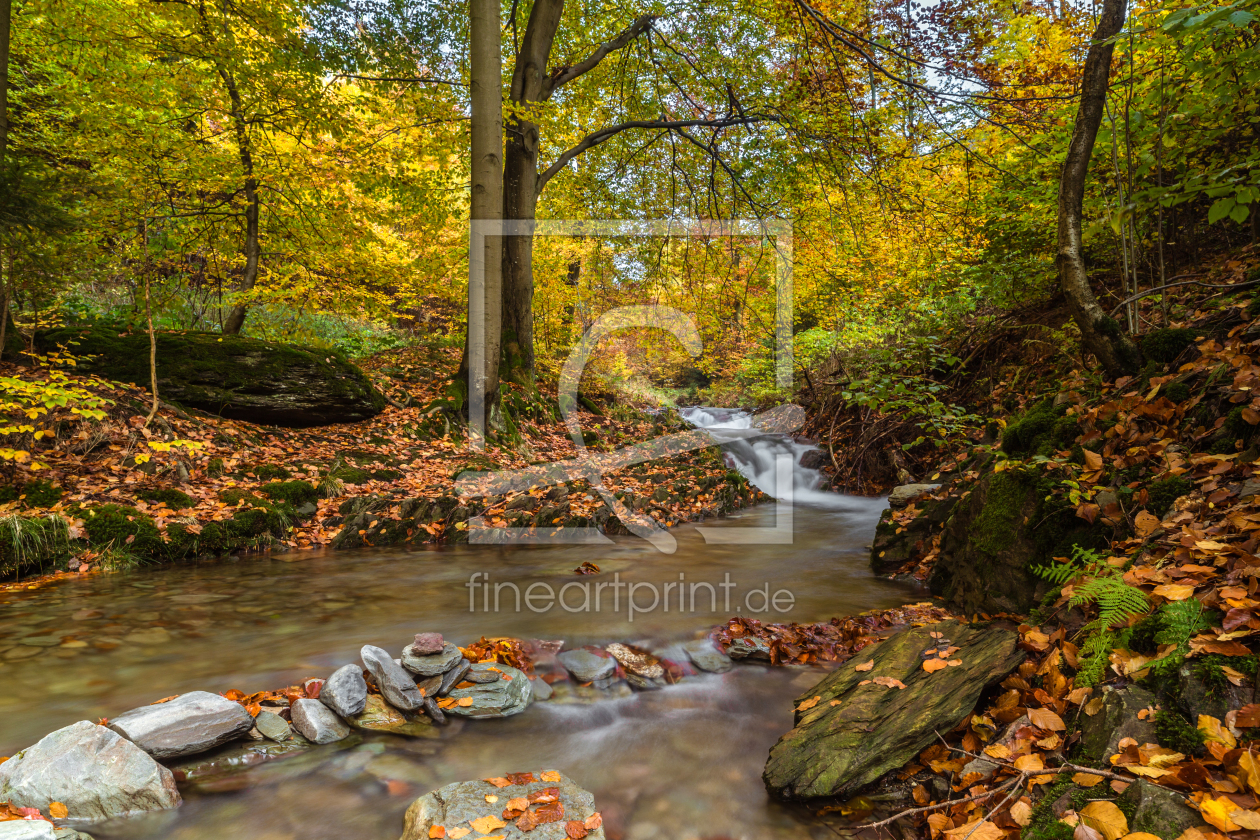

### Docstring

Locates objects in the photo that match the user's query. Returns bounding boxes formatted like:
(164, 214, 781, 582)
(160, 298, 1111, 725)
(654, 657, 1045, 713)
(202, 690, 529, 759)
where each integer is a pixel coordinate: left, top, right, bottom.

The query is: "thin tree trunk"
(462, 0, 504, 429)
(1056, 0, 1139, 378)
(219, 69, 260, 336)
(142, 220, 159, 425)
(501, 0, 564, 386)
(0, 0, 11, 164)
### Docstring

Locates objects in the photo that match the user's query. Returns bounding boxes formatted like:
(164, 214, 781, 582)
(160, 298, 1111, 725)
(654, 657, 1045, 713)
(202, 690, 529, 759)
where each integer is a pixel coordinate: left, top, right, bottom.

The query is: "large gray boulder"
(0, 721, 180, 821)
(1077, 686, 1158, 765)
(763, 620, 1023, 801)
(0, 822, 55, 840)
(320, 664, 368, 718)
(107, 691, 254, 759)
(34, 327, 385, 428)
(361, 645, 424, 712)
(399, 771, 605, 840)
(444, 663, 532, 718)
(290, 699, 350, 744)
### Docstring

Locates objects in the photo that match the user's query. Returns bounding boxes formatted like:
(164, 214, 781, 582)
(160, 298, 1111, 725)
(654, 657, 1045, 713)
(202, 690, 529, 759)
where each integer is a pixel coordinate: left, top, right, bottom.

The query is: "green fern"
(1034, 544, 1109, 585)
(1147, 599, 1213, 675)
(1070, 576, 1151, 630)
(1077, 629, 1117, 686)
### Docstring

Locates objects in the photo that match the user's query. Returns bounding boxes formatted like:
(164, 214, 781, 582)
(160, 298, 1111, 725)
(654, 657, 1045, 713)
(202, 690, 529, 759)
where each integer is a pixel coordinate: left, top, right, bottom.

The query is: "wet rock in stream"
(320, 663, 368, 718)
(290, 698, 351, 744)
(361, 645, 424, 712)
(444, 663, 532, 718)
(399, 771, 605, 840)
(348, 695, 441, 738)
(401, 641, 463, 677)
(106, 690, 255, 759)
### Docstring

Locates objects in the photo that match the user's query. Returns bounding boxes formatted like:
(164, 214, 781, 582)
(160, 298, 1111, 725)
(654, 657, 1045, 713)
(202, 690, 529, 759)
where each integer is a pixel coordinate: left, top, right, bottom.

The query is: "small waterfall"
(680, 406, 840, 506)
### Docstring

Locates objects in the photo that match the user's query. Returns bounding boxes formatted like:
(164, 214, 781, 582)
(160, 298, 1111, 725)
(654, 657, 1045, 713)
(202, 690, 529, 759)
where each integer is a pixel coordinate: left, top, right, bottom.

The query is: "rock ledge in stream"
(399, 771, 605, 840)
(107, 690, 255, 759)
(762, 619, 1023, 800)
(444, 663, 532, 718)
(0, 721, 181, 821)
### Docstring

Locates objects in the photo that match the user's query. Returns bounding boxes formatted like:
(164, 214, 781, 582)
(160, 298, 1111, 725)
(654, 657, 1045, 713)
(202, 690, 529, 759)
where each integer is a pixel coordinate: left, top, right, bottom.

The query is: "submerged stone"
(682, 639, 733, 673)
(557, 647, 616, 683)
(399, 771, 605, 840)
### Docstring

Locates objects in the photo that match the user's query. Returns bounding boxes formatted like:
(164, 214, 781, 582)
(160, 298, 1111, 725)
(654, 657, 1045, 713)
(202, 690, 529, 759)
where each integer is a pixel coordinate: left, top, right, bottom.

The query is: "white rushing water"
(680, 406, 861, 508)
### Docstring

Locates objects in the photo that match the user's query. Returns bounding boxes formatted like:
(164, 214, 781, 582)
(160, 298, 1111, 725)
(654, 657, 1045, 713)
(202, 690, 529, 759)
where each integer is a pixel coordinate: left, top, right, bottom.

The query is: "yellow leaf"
(797, 696, 821, 711)
(48, 802, 68, 819)
(468, 815, 507, 834)
(1079, 800, 1129, 840)
(448, 829, 471, 839)
(1197, 715, 1236, 749)
(1073, 773, 1106, 787)
(1153, 584, 1195, 601)
(854, 659, 874, 672)
(1198, 796, 1241, 832)
(1237, 751, 1260, 795)
(1119, 834, 1164, 840)
(944, 820, 1004, 840)
(923, 658, 949, 673)
(1011, 800, 1033, 827)
(1015, 754, 1046, 772)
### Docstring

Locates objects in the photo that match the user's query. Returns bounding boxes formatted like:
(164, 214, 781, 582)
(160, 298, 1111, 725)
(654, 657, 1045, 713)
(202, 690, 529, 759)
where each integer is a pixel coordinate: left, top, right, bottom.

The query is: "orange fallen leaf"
(583, 813, 603, 830)
(48, 802, 68, 820)
(484, 777, 512, 788)
(469, 815, 507, 834)
(1028, 707, 1066, 731)
(797, 696, 821, 711)
(540, 770, 563, 783)
(923, 658, 948, 673)
(854, 659, 874, 672)
(565, 820, 589, 839)
(428, 827, 446, 839)
(873, 676, 907, 689)
(448, 830, 470, 840)
(458, 697, 475, 707)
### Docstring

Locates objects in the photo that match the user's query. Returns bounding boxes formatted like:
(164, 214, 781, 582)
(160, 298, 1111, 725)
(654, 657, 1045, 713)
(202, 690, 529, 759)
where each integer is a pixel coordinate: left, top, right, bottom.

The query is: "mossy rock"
(81, 504, 165, 558)
(0, 513, 74, 577)
(930, 469, 1108, 614)
(250, 464, 292, 481)
(762, 620, 1023, 800)
(1145, 475, 1192, 518)
(34, 326, 385, 427)
(1140, 328, 1199, 365)
(137, 487, 195, 510)
(1001, 400, 1080, 457)
(260, 480, 318, 507)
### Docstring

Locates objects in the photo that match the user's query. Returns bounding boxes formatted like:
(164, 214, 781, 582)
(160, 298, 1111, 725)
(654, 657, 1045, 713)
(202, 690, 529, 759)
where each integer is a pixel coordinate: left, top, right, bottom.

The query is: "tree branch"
(536, 115, 769, 193)
(542, 14, 656, 99)
(334, 73, 467, 87)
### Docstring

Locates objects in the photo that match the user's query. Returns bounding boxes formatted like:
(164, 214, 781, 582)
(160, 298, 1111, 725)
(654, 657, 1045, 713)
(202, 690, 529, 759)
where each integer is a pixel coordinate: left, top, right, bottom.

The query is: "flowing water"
(0, 410, 919, 840)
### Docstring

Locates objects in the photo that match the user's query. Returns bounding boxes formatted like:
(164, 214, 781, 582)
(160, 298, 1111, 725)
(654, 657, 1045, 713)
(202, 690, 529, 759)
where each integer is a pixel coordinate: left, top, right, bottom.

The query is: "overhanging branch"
(535, 114, 770, 194)
(542, 14, 656, 99)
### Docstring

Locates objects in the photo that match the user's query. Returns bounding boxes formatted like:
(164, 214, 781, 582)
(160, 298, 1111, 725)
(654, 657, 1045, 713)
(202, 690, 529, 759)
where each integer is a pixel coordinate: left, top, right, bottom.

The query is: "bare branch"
(334, 73, 467, 87)
(535, 114, 769, 194)
(542, 15, 656, 99)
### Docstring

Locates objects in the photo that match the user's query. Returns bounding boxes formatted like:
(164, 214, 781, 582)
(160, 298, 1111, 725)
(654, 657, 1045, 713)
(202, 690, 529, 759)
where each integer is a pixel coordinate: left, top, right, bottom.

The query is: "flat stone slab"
(290, 698, 350, 744)
(888, 483, 941, 508)
(107, 691, 254, 759)
(348, 695, 438, 738)
(401, 641, 462, 677)
(445, 663, 532, 718)
(399, 770, 605, 840)
(0, 822, 56, 840)
(557, 647, 617, 683)
(0, 721, 180, 821)
(763, 620, 1023, 800)
(682, 639, 733, 673)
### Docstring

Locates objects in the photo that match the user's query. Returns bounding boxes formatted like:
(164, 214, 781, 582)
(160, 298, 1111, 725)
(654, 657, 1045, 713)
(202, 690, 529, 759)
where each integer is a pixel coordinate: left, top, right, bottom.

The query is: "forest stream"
(0, 412, 920, 840)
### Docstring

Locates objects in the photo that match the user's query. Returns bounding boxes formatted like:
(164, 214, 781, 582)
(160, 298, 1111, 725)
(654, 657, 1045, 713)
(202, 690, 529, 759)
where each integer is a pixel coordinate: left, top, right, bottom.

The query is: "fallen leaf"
(944, 819, 1004, 840)
(1029, 707, 1066, 731)
(565, 820, 588, 839)
(448, 830, 471, 840)
(504, 772, 536, 785)
(469, 815, 507, 834)
(797, 696, 821, 711)
(484, 778, 512, 788)
(534, 800, 564, 824)
(1073, 773, 1105, 787)
(48, 802, 68, 820)
(583, 813, 603, 830)
(1134, 510, 1161, 537)
(429, 828, 446, 839)
(873, 676, 907, 689)
(1011, 800, 1033, 827)
(540, 770, 563, 783)
(458, 697, 475, 707)
(484, 795, 498, 804)
(1076, 822, 1105, 840)
(1231, 809, 1260, 830)
(923, 658, 948, 673)
(1198, 796, 1241, 832)
(855, 659, 874, 672)
(1080, 800, 1129, 840)
(1153, 584, 1195, 601)
(1015, 754, 1046, 772)
(1198, 715, 1236, 749)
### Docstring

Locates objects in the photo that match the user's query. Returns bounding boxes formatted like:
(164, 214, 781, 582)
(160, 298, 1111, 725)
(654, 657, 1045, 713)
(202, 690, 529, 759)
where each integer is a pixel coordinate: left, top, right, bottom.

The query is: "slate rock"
(1119, 779, 1210, 838)
(254, 710, 296, 743)
(626, 673, 667, 691)
(0, 721, 181, 821)
(444, 663, 532, 718)
(763, 620, 1023, 800)
(107, 690, 255, 759)
(399, 771, 605, 840)
(682, 639, 733, 673)
(401, 641, 462, 677)
(887, 483, 941, 508)
(290, 698, 351, 744)
(409, 633, 445, 655)
(361, 645, 424, 711)
(1077, 686, 1158, 765)
(321, 663, 369, 719)
(531, 677, 554, 701)
(557, 647, 617, 683)
(437, 658, 471, 696)
(605, 643, 663, 678)
(726, 636, 771, 661)
(348, 695, 438, 738)
(0, 823, 55, 840)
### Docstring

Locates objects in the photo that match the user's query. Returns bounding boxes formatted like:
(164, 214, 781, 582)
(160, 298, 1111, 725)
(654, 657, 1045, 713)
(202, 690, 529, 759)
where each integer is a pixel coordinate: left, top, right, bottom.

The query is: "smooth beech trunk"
(1056, 0, 1139, 378)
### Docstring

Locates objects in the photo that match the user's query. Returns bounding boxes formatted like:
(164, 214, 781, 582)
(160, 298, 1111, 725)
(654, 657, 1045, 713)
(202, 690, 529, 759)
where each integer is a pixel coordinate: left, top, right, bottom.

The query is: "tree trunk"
(460, 0, 504, 430)
(1056, 0, 1139, 378)
(220, 69, 260, 336)
(501, 0, 564, 385)
(0, 0, 11, 164)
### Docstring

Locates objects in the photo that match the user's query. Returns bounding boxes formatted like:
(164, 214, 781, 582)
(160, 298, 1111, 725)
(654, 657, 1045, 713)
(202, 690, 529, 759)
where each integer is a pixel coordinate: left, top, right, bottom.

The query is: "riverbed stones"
(401, 641, 462, 677)
(605, 643, 664, 679)
(557, 647, 617, 683)
(107, 690, 255, 759)
(762, 620, 1023, 800)
(320, 664, 368, 718)
(361, 645, 424, 712)
(254, 710, 296, 743)
(0, 721, 181, 821)
(399, 770, 605, 840)
(409, 633, 444, 655)
(1077, 686, 1158, 765)
(290, 698, 351, 744)
(437, 658, 471, 696)
(682, 639, 733, 673)
(444, 663, 532, 718)
(0, 822, 56, 840)
(348, 695, 438, 738)
(726, 636, 771, 661)
(887, 483, 941, 508)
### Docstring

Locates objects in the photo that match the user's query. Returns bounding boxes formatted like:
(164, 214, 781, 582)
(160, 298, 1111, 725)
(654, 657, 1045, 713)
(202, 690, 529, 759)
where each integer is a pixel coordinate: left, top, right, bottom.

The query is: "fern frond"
(1070, 577, 1150, 628)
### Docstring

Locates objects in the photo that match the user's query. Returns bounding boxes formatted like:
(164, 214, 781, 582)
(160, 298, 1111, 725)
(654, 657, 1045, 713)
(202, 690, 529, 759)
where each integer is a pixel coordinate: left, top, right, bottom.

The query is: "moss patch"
(260, 480, 318, 507)
(81, 504, 165, 558)
(0, 480, 63, 508)
(1001, 401, 1081, 457)
(137, 487, 195, 510)
(1140, 328, 1198, 364)
(1155, 709, 1205, 755)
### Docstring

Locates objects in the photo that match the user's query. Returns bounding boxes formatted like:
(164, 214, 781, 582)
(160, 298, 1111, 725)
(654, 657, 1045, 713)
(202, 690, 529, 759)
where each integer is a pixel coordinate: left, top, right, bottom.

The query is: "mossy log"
(35, 327, 385, 427)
